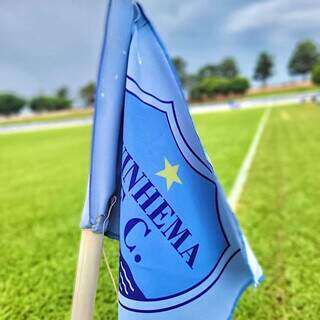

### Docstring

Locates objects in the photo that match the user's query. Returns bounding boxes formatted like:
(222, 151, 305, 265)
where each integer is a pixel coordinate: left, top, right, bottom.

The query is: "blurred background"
(0, 0, 319, 319)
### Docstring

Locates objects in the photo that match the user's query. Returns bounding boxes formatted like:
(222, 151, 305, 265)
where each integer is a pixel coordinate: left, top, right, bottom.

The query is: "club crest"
(118, 76, 240, 313)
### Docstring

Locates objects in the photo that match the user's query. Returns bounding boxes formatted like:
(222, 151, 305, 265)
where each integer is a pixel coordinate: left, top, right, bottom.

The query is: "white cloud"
(226, 0, 320, 33)
(142, 0, 214, 33)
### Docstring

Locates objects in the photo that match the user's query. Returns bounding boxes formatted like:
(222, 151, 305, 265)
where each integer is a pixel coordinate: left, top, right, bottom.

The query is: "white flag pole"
(71, 229, 104, 320)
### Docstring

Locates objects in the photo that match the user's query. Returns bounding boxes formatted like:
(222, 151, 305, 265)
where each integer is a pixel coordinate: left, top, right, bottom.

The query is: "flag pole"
(70, 1, 134, 318)
(71, 229, 104, 320)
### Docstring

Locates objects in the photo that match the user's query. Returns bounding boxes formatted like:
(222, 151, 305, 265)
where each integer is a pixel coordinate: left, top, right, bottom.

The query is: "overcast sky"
(1, 0, 319, 99)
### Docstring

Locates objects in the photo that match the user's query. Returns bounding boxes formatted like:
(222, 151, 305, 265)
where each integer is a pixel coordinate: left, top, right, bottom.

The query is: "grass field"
(0, 104, 319, 319)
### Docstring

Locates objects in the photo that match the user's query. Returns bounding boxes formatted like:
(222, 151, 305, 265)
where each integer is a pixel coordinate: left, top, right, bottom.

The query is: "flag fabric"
(81, 1, 263, 319)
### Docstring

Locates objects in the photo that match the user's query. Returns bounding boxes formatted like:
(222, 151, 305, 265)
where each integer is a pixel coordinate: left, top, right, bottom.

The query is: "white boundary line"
(0, 118, 92, 135)
(228, 108, 271, 210)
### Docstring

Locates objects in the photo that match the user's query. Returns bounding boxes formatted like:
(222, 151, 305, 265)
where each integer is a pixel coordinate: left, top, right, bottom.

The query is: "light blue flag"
(81, 1, 263, 319)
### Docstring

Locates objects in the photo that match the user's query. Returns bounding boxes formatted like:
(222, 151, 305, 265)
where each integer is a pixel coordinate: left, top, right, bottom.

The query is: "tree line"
(175, 39, 320, 101)
(0, 83, 96, 116)
(1, 39, 320, 115)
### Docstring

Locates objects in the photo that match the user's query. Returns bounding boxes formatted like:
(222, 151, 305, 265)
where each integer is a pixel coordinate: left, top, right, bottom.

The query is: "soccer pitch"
(0, 104, 319, 319)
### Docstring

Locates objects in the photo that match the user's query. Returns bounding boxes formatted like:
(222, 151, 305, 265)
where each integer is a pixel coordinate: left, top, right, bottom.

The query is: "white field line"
(228, 108, 271, 210)
(0, 118, 92, 135)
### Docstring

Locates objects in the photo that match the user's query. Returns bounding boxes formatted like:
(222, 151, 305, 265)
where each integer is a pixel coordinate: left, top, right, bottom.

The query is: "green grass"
(234, 104, 320, 319)
(0, 105, 319, 319)
(0, 128, 90, 319)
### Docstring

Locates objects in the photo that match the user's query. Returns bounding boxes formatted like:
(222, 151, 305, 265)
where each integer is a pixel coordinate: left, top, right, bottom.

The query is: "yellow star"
(156, 158, 182, 191)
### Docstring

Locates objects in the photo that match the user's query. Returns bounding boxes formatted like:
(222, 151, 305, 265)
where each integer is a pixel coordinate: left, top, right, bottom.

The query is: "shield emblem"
(118, 76, 240, 312)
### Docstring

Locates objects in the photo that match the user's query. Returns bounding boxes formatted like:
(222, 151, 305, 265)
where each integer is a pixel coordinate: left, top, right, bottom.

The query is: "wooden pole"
(71, 230, 104, 320)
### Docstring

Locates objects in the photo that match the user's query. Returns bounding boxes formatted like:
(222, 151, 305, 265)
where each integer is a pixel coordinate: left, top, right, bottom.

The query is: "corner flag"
(80, 1, 263, 319)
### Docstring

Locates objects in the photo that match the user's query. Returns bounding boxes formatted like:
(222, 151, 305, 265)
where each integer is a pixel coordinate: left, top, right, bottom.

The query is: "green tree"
(172, 56, 189, 88)
(197, 64, 220, 80)
(190, 76, 250, 101)
(288, 40, 320, 78)
(229, 77, 250, 94)
(254, 52, 274, 86)
(56, 86, 69, 100)
(311, 64, 320, 85)
(0, 94, 25, 115)
(219, 57, 239, 78)
(30, 96, 71, 112)
(80, 82, 96, 107)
